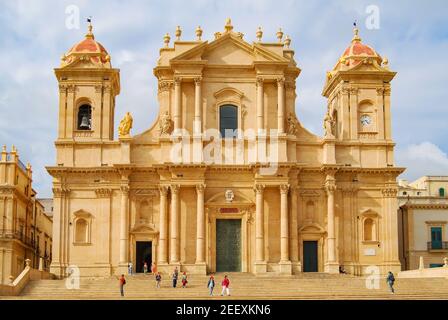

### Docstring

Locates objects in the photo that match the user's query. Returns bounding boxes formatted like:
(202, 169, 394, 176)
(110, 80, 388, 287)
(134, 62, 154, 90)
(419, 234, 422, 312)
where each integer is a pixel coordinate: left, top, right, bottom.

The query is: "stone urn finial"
(25, 258, 31, 267)
(444, 257, 448, 267)
(276, 28, 284, 42)
(195, 26, 203, 41)
(256, 26, 263, 42)
(163, 33, 171, 47)
(175, 25, 182, 41)
(284, 35, 291, 49)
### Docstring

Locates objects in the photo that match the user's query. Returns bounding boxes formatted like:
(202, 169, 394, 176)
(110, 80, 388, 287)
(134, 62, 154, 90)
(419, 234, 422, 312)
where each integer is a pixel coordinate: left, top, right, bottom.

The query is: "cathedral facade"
(48, 20, 403, 278)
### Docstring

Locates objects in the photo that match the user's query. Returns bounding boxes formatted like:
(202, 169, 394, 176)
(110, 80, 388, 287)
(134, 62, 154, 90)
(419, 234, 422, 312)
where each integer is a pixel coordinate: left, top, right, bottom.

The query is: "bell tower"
(54, 21, 120, 144)
(322, 26, 396, 167)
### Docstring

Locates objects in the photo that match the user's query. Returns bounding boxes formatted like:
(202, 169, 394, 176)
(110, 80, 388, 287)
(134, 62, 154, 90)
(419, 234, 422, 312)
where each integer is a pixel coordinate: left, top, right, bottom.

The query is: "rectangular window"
(431, 227, 443, 249)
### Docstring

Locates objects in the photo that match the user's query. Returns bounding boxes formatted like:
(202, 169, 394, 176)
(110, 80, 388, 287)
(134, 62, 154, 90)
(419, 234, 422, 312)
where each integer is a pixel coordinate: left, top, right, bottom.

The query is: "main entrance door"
(216, 219, 241, 272)
(303, 241, 318, 272)
(136, 241, 152, 273)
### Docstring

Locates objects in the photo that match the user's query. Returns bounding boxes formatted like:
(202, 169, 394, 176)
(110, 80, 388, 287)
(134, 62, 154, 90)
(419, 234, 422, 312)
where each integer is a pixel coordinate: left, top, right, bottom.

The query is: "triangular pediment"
(170, 32, 289, 66)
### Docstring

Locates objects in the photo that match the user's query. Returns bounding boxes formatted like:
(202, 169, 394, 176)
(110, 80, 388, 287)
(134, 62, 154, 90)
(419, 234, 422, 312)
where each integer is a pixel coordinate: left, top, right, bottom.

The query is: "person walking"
(143, 262, 148, 275)
(221, 275, 230, 296)
(119, 274, 126, 297)
(151, 262, 157, 275)
(172, 267, 179, 288)
(155, 272, 162, 289)
(128, 262, 133, 276)
(207, 274, 215, 296)
(386, 271, 395, 294)
(181, 272, 188, 288)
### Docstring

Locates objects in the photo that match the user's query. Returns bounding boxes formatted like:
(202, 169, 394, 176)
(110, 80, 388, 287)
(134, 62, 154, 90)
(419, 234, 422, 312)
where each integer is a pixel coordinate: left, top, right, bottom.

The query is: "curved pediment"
(206, 189, 253, 205)
(131, 223, 158, 234)
(299, 223, 326, 234)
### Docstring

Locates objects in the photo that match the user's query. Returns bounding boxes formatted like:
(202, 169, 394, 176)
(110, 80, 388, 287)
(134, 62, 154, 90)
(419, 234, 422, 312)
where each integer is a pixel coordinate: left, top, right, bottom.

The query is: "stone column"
(119, 185, 130, 268)
(173, 77, 182, 132)
(279, 184, 292, 274)
(290, 185, 301, 272)
(382, 187, 401, 273)
(158, 185, 169, 264)
(376, 88, 385, 140)
(384, 87, 392, 140)
(256, 77, 264, 132)
(194, 77, 202, 134)
(349, 87, 358, 140)
(195, 184, 206, 272)
(254, 183, 267, 273)
(170, 184, 180, 264)
(277, 77, 285, 134)
(49, 188, 63, 278)
(325, 174, 339, 273)
(193, 77, 203, 163)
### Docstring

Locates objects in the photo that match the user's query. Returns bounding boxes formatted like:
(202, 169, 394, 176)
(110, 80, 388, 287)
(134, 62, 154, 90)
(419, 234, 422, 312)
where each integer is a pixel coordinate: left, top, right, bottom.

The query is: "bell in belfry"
(79, 115, 90, 129)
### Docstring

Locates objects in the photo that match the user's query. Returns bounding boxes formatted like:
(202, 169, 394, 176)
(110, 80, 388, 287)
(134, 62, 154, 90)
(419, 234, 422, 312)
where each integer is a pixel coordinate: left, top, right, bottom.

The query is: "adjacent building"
(398, 176, 448, 270)
(47, 20, 403, 278)
(0, 146, 53, 284)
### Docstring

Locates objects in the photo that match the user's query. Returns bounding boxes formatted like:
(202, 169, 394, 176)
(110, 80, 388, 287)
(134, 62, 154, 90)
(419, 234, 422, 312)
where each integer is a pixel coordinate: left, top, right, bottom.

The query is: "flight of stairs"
(8, 273, 448, 300)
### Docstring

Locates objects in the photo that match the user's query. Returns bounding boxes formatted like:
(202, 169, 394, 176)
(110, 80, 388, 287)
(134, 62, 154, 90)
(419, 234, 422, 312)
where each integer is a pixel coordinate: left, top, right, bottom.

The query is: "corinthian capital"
(194, 77, 202, 86)
(280, 184, 290, 194)
(253, 183, 265, 194)
(256, 76, 264, 87)
(170, 184, 180, 194)
(158, 185, 169, 196)
(196, 183, 206, 193)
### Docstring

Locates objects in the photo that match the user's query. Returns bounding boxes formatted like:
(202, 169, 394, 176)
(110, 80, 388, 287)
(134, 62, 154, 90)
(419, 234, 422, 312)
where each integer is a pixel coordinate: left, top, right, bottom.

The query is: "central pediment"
(170, 32, 289, 66)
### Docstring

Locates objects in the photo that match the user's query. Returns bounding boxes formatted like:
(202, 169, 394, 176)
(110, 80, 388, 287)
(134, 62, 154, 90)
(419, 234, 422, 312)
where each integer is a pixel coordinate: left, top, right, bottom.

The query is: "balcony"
(427, 241, 448, 251)
(0, 230, 35, 248)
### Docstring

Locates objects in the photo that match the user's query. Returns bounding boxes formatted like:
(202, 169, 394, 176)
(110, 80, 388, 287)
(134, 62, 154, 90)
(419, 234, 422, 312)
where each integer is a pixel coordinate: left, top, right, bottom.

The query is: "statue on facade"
(118, 112, 133, 137)
(287, 112, 298, 135)
(159, 111, 173, 135)
(323, 111, 335, 138)
(225, 190, 234, 203)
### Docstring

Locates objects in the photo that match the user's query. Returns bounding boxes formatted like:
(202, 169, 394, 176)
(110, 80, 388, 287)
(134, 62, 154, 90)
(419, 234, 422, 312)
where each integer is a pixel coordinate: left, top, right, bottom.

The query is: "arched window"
(75, 218, 88, 243)
(77, 104, 92, 130)
(219, 105, 238, 138)
(439, 188, 445, 197)
(364, 218, 374, 241)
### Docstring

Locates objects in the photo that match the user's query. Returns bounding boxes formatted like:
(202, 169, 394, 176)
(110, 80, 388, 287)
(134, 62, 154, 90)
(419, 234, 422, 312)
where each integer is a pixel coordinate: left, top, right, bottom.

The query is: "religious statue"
(323, 111, 335, 138)
(287, 112, 298, 135)
(159, 111, 173, 135)
(118, 112, 133, 137)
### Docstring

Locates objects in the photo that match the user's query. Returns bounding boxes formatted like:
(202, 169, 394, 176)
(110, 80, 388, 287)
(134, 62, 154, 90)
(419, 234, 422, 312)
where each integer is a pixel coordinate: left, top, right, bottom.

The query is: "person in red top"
(119, 274, 126, 297)
(221, 275, 230, 296)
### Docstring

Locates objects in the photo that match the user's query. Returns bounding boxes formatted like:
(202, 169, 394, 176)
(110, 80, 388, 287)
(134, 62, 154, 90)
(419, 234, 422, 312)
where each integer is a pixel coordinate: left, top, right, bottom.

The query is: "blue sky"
(0, 0, 447, 197)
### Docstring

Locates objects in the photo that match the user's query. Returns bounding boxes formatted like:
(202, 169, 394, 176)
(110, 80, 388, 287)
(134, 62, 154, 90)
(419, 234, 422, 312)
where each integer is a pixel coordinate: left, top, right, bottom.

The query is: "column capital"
(95, 188, 113, 198)
(376, 87, 385, 95)
(276, 76, 285, 86)
(324, 180, 337, 195)
(158, 185, 169, 196)
(280, 184, 290, 194)
(174, 76, 182, 85)
(194, 76, 202, 86)
(170, 184, 180, 194)
(253, 183, 265, 194)
(256, 76, 264, 87)
(120, 185, 130, 194)
(349, 87, 358, 95)
(384, 87, 391, 96)
(382, 188, 397, 198)
(196, 183, 206, 193)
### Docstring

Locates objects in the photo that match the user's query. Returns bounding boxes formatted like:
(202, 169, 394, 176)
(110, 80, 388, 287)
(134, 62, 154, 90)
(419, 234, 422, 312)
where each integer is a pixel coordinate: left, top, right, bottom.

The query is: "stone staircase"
(7, 272, 448, 299)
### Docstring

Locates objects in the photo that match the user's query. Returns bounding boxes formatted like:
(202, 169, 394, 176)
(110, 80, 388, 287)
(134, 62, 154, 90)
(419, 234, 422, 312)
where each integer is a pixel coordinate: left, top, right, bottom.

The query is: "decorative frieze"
(381, 188, 398, 198)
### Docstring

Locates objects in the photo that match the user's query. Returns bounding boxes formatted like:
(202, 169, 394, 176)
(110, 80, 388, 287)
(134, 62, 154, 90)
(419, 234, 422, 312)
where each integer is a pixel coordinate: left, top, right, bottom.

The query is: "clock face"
(360, 114, 372, 126)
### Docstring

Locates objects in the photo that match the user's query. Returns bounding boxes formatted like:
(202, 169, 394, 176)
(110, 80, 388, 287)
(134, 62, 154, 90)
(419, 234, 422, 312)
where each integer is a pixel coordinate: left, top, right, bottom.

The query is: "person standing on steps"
(181, 272, 188, 288)
(221, 275, 230, 296)
(128, 262, 133, 276)
(155, 272, 162, 288)
(386, 271, 395, 294)
(143, 262, 148, 275)
(172, 267, 179, 288)
(207, 274, 215, 296)
(151, 262, 157, 275)
(119, 274, 126, 297)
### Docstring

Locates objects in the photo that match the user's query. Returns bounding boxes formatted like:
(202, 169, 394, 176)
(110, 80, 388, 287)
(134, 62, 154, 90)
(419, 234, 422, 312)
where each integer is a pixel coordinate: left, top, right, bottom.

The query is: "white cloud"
(396, 142, 448, 181)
